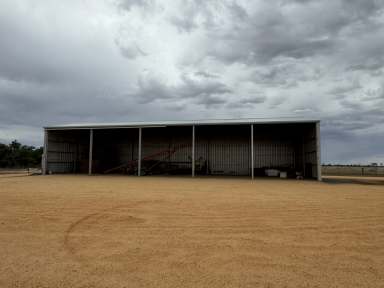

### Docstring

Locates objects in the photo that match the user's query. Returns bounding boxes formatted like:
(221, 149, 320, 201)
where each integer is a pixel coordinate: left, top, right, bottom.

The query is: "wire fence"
(0, 168, 42, 176)
(322, 166, 384, 177)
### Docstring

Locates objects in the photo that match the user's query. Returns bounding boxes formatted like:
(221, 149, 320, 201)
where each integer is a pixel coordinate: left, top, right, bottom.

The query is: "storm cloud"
(0, 0, 383, 163)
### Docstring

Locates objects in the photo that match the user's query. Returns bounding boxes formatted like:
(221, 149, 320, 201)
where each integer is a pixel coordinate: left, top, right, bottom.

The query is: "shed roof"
(44, 118, 320, 130)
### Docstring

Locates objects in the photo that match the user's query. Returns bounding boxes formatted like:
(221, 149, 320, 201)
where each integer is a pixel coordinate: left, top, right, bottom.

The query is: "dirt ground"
(0, 175, 383, 288)
(323, 175, 384, 186)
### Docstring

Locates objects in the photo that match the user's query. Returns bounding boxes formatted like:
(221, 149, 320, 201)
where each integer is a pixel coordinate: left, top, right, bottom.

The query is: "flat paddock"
(0, 175, 383, 288)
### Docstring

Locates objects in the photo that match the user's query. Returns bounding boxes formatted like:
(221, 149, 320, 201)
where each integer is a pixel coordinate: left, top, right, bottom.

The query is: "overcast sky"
(0, 0, 383, 164)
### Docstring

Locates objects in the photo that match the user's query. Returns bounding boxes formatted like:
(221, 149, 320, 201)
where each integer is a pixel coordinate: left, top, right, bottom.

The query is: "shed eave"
(44, 118, 320, 130)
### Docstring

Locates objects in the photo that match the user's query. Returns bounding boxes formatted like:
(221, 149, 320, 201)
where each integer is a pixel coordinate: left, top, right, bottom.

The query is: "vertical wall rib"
(46, 130, 89, 173)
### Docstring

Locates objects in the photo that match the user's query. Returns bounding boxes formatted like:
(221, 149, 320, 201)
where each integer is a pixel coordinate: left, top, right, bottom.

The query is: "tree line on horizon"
(0, 140, 43, 168)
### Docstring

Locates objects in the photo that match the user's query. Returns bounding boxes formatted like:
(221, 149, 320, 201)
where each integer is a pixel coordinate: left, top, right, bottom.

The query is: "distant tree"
(0, 140, 43, 168)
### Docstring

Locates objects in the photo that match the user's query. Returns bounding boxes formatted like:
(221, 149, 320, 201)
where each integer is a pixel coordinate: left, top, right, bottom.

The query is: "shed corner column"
(192, 125, 195, 177)
(88, 129, 93, 175)
(316, 122, 322, 181)
(138, 127, 142, 176)
(42, 129, 48, 175)
(251, 124, 254, 180)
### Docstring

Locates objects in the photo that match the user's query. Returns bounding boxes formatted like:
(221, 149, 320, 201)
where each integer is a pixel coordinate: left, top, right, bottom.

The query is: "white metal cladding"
(47, 139, 77, 172)
(253, 140, 295, 168)
(47, 143, 75, 172)
(47, 131, 89, 173)
(209, 142, 250, 175)
(303, 126, 318, 178)
(196, 135, 251, 175)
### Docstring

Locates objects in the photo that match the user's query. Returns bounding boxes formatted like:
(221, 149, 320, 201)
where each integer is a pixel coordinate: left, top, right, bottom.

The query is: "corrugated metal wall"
(46, 123, 319, 179)
(47, 130, 89, 173)
(196, 125, 250, 175)
(253, 140, 295, 168)
(303, 125, 318, 178)
(195, 141, 250, 175)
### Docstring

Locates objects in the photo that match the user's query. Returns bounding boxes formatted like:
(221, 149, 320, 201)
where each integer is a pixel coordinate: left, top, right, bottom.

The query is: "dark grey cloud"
(328, 81, 361, 98)
(168, 0, 384, 67)
(227, 95, 266, 109)
(0, 0, 384, 163)
(362, 87, 384, 101)
(115, 38, 147, 59)
(117, 0, 154, 11)
(195, 95, 227, 107)
(238, 96, 266, 105)
(193, 71, 219, 79)
(250, 64, 301, 88)
(322, 131, 384, 164)
(133, 73, 231, 105)
(323, 119, 373, 133)
(348, 62, 384, 74)
(170, 14, 198, 33)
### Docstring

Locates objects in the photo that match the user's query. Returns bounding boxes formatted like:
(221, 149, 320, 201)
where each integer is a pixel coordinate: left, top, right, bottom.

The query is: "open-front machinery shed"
(43, 119, 321, 180)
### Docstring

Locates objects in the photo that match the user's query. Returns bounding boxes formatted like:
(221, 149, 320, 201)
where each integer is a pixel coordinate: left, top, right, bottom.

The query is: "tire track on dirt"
(63, 201, 154, 259)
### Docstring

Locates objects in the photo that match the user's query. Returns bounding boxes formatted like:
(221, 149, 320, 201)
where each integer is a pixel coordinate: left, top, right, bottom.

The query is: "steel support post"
(192, 125, 195, 177)
(251, 124, 254, 180)
(138, 127, 142, 176)
(43, 129, 48, 175)
(88, 129, 93, 175)
(316, 122, 322, 181)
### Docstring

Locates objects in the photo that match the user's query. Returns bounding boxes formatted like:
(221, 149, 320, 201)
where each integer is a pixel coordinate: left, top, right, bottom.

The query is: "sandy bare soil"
(323, 175, 384, 186)
(1, 175, 383, 288)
